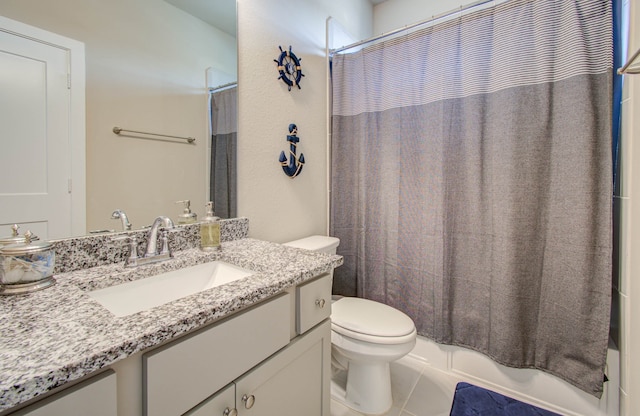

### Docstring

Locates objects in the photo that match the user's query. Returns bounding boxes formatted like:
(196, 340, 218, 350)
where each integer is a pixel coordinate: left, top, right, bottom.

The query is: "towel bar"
(112, 127, 196, 144)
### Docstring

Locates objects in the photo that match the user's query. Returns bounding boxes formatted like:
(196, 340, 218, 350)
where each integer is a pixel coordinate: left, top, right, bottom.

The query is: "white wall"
(0, 0, 236, 233)
(236, 0, 372, 242)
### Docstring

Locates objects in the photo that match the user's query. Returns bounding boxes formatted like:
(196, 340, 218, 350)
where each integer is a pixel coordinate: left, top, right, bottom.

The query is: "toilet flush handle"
(316, 298, 326, 308)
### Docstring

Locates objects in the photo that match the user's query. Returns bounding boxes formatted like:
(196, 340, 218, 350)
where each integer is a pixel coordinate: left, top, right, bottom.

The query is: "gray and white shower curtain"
(330, 0, 612, 396)
(210, 86, 237, 219)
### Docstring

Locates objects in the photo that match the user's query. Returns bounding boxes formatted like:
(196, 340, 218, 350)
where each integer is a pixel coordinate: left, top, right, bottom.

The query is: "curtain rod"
(330, 0, 496, 55)
(618, 47, 640, 75)
(209, 81, 237, 92)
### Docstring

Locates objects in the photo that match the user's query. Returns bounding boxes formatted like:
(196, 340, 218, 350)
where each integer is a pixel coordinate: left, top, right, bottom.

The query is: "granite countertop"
(0, 238, 343, 412)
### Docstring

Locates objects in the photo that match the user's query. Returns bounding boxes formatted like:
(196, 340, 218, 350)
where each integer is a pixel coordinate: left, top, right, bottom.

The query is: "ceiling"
(164, 0, 236, 37)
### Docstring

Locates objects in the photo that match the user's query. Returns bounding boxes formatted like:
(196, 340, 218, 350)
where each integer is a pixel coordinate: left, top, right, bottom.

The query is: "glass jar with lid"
(0, 230, 55, 295)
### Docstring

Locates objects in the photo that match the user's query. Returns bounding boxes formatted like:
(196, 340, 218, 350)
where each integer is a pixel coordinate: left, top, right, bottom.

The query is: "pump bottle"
(200, 202, 220, 251)
(175, 200, 197, 224)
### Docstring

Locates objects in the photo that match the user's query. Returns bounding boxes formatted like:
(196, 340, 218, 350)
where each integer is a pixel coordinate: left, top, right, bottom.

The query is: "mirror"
(0, 0, 237, 239)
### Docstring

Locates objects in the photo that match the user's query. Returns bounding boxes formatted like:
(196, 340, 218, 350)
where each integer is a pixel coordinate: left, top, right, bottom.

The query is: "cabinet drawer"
(144, 293, 290, 416)
(296, 273, 332, 334)
(9, 370, 117, 416)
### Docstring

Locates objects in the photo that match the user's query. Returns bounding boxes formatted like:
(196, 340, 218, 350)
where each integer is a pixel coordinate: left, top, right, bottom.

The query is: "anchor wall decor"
(279, 124, 305, 178)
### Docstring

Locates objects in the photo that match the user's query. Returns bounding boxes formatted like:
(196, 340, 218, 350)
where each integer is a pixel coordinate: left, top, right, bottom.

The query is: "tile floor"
(330, 355, 460, 416)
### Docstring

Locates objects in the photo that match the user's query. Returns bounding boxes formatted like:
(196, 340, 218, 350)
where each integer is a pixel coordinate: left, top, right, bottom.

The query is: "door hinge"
(67, 73, 71, 89)
(68, 178, 72, 193)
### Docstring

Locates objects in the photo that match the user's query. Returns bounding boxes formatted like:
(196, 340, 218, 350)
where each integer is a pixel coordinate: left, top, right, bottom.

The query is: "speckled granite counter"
(0, 238, 343, 412)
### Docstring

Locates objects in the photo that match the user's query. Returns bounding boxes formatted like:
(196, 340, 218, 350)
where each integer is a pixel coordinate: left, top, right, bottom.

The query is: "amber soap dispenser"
(200, 202, 220, 251)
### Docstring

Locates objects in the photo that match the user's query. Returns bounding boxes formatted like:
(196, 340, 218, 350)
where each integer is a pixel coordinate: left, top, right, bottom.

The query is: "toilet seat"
(331, 297, 416, 345)
(332, 323, 417, 345)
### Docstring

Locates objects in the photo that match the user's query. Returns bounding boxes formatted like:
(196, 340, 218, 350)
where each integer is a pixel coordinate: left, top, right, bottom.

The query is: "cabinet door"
(9, 370, 116, 416)
(184, 383, 236, 416)
(235, 320, 331, 416)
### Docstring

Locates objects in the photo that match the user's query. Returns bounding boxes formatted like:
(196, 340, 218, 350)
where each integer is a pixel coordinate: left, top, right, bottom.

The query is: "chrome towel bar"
(112, 127, 196, 144)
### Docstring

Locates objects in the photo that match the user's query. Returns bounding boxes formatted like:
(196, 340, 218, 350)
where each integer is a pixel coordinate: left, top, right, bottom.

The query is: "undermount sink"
(88, 261, 255, 317)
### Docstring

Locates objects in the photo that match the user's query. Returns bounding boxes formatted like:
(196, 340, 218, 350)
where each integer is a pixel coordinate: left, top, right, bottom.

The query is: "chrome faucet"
(111, 216, 176, 268)
(143, 216, 175, 259)
(111, 209, 132, 231)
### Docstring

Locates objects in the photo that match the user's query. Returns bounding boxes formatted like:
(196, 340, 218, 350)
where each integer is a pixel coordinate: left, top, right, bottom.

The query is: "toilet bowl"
(331, 297, 416, 415)
(283, 236, 417, 415)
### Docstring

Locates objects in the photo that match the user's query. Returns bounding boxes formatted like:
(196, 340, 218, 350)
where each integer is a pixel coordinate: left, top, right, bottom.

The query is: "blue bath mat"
(449, 382, 561, 416)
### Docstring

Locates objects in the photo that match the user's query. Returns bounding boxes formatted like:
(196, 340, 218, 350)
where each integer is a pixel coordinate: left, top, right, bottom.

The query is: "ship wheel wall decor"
(274, 45, 304, 91)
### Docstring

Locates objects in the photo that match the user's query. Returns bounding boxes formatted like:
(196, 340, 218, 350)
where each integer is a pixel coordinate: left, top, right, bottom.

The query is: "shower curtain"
(330, 0, 612, 397)
(210, 86, 237, 219)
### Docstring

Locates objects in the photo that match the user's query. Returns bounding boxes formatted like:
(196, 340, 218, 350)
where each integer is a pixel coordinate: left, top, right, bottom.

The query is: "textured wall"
(236, 0, 372, 242)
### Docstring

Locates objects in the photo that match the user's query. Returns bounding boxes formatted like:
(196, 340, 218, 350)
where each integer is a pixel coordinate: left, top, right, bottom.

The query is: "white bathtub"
(409, 335, 619, 415)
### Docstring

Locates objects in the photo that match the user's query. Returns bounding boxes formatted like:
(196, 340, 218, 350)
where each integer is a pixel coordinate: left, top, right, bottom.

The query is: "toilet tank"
(283, 235, 340, 254)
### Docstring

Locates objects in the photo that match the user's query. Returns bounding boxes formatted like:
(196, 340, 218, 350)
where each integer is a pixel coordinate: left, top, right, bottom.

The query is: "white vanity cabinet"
(184, 320, 331, 416)
(234, 320, 331, 416)
(7, 370, 117, 416)
(144, 293, 291, 416)
(181, 273, 333, 416)
(3, 271, 334, 416)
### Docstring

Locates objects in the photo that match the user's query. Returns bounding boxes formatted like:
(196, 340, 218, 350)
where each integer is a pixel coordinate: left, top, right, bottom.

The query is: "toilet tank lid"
(283, 235, 340, 252)
(332, 297, 416, 338)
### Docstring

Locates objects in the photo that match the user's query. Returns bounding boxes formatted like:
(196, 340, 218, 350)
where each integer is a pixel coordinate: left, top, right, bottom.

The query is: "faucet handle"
(158, 227, 184, 255)
(111, 235, 139, 267)
(159, 230, 171, 256)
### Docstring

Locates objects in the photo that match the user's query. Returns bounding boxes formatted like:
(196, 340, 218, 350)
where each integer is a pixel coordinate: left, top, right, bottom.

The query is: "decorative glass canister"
(0, 230, 55, 295)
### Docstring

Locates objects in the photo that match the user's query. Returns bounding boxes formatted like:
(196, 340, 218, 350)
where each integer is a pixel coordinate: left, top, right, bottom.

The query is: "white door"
(0, 22, 79, 240)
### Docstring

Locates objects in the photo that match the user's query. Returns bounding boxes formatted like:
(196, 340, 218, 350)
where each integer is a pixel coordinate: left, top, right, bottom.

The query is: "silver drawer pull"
(242, 394, 255, 409)
(223, 408, 238, 416)
(315, 298, 326, 308)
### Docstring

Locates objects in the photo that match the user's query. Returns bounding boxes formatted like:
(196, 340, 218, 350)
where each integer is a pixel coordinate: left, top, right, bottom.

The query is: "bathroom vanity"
(0, 237, 341, 416)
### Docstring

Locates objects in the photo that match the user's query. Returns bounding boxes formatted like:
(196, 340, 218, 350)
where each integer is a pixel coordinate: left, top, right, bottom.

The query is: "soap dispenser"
(175, 200, 197, 224)
(200, 202, 220, 251)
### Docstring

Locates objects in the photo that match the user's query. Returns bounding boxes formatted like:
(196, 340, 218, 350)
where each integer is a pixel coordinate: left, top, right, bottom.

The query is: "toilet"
(283, 236, 417, 415)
